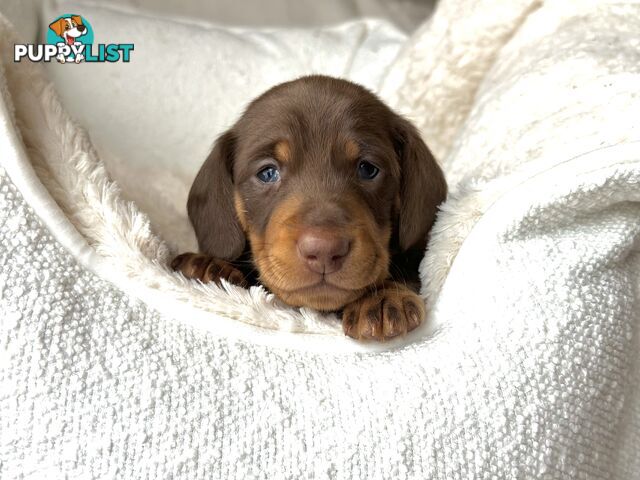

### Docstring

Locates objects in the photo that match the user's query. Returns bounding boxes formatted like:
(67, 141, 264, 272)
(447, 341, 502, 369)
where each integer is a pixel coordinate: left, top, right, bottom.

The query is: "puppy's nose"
(78, 25, 86, 32)
(297, 230, 350, 274)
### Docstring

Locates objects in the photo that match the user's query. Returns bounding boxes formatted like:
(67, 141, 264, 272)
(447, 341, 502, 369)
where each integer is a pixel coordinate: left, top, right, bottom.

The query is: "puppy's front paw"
(171, 253, 246, 287)
(342, 282, 425, 341)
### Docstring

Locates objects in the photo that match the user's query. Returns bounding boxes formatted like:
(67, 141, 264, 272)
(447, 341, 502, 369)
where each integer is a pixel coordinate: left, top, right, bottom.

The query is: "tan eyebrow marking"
(345, 139, 360, 161)
(274, 140, 291, 164)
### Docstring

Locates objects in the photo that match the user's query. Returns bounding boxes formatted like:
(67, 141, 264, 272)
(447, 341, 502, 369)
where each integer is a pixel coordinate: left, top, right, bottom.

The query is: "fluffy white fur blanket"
(1, 0, 639, 478)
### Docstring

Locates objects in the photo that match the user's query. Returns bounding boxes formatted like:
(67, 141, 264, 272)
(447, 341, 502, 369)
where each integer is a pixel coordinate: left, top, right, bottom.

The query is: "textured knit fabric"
(1, 0, 640, 479)
(2, 160, 639, 478)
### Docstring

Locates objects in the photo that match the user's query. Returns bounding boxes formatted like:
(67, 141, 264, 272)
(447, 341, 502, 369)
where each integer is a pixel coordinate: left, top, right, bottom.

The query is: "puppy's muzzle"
(297, 229, 351, 274)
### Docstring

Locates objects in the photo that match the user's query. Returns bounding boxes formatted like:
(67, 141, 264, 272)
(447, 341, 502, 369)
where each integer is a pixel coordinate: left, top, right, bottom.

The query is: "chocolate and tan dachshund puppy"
(172, 75, 447, 341)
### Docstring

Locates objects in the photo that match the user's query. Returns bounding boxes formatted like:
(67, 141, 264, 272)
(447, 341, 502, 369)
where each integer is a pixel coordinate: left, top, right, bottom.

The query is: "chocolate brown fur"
(173, 75, 447, 341)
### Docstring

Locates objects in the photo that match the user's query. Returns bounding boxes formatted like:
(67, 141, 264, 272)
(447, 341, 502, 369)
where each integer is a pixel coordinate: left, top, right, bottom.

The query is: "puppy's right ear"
(187, 131, 246, 260)
(49, 19, 66, 37)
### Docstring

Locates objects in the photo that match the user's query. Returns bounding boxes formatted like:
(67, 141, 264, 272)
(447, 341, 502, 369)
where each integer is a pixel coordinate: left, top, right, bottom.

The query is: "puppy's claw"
(171, 253, 247, 287)
(342, 282, 425, 341)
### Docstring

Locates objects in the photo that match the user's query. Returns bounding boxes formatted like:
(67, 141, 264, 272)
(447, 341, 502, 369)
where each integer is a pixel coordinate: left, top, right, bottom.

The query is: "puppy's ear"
(187, 130, 246, 260)
(49, 19, 66, 37)
(71, 15, 83, 25)
(392, 116, 447, 252)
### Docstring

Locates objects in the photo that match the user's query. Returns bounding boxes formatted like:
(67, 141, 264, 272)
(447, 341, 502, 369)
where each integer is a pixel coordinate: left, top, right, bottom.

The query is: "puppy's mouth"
(273, 277, 368, 312)
(256, 252, 385, 311)
(280, 278, 356, 294)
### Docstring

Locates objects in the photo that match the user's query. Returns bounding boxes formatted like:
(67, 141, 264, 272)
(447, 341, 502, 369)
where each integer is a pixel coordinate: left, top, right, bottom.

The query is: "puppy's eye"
(357, 160, 379, 180)
(257, 165, 280, 183)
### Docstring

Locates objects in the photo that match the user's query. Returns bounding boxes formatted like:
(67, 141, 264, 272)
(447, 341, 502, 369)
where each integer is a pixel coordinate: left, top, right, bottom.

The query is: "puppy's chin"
(269, 282, 366, 311)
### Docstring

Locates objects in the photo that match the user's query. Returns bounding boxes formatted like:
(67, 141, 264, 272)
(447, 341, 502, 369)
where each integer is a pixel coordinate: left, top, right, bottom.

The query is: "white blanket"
(1, 0, 639, 478)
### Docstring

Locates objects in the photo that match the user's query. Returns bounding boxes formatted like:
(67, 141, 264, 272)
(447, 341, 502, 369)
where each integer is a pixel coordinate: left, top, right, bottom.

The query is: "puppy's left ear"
(392, 116, 447, 252)
(71, 15, 83, 25)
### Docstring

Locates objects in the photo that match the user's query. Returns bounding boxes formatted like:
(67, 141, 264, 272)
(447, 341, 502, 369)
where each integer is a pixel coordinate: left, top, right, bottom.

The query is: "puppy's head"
(49, 16, 87, 39)
(188, 76, 446, 311)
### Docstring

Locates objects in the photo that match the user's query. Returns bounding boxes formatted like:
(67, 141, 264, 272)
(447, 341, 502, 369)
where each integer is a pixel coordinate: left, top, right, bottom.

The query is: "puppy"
(48, 15, 87, 63)
(172, 75, 447, 341)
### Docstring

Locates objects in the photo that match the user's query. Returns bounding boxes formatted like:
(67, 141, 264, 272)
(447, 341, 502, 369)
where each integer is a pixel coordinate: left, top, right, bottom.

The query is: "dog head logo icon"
(47, 14, 94, 63)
